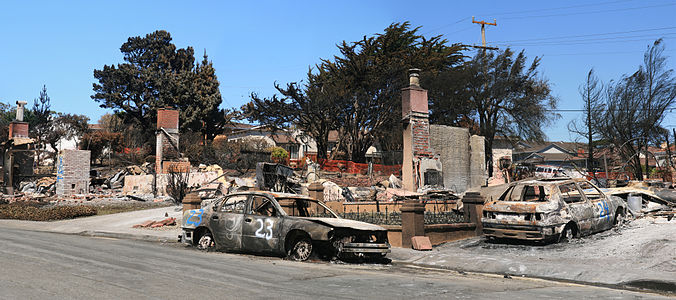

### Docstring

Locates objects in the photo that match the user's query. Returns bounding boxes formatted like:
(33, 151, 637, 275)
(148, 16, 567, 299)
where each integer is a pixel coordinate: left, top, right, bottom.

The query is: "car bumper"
(341, 242, 391, 254)
(179, 229, 193, 245)
(482, 224, 560, 241)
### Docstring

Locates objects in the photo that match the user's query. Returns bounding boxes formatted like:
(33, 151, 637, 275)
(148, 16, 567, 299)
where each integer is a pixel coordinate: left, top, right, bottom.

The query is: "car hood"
(301, 217, 386, 231)
(484, 200, 562, 213)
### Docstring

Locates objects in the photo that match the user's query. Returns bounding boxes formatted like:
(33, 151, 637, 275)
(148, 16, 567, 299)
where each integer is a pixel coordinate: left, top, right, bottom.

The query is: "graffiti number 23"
(255, 218, 274, 240)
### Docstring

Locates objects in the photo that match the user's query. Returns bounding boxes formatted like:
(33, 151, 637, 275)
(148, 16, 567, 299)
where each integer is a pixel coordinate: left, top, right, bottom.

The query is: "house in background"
(513, 141, 587, 170)
(224, 123, 339, 166)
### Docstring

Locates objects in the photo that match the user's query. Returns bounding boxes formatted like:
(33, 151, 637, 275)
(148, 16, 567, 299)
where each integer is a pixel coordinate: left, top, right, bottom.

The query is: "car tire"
(613, 209, 625, 226)
(288, 237, 313, 261)
(558, 225, 575, 243)
(196, 231, 215, 251)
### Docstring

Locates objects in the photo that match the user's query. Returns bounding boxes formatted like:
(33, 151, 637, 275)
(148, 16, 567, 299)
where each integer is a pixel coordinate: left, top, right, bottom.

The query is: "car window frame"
(558, 182, 586, 204)
(218, 194, 248, 214)
(247, 195, 281, 217)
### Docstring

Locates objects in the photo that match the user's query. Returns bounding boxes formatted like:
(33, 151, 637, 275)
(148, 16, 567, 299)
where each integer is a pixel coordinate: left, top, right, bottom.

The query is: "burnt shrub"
(0, 202, 97, 221)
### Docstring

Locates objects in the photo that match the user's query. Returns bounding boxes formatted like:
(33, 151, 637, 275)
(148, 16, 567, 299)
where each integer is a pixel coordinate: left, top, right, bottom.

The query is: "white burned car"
(180, 191, 390, 261)
(482, 178, 626, 242)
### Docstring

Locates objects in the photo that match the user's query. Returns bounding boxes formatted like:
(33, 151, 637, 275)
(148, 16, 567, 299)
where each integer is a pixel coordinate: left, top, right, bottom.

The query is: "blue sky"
(1, 0, 675, 142)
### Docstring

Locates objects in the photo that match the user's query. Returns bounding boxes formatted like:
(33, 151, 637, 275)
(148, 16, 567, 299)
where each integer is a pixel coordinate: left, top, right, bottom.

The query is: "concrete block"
(411, 236, 433, 251)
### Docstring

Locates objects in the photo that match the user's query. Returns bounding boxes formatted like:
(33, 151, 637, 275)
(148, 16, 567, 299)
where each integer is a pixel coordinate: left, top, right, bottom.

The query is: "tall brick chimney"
(156, 108, 180, 175)
(401, 69, 441, 192)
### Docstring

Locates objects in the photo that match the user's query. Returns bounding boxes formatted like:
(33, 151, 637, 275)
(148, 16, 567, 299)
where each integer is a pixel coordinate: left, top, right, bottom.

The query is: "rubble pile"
(133, 217, 176, 228)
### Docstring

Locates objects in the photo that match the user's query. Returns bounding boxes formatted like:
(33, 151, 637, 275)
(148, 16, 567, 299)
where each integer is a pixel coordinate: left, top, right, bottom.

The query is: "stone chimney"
(15, 101, 27, 122)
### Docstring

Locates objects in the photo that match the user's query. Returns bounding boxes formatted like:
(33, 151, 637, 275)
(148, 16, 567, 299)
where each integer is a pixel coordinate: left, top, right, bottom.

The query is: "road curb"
(77, 230, 180, 244)
(389, 260, 676, 296)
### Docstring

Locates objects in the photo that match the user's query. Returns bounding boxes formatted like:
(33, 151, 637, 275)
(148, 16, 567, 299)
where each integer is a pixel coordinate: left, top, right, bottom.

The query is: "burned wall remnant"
(428, 126, 487, 193)
(401, 69, 442, 192)
(56, 149, 91, 196)
(155, 108, 180, 175)
(469, 135, 487, 188)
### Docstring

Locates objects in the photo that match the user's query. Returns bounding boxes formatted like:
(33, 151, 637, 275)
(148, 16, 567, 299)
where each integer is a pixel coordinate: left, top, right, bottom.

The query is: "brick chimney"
(9, 101, 29, 139)
(401, 69, 441, 192)
(155, 108, 180, 175)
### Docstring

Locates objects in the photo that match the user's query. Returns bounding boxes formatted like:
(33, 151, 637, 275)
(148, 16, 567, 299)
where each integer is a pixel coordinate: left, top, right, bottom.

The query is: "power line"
(483, 0, 635, 17)
(501, 3, 676, 20)
(492, 26, 676, 43)
(496, 33, 676, 47)
(422, 17, 471, 35)
(497, 36, 674, 47)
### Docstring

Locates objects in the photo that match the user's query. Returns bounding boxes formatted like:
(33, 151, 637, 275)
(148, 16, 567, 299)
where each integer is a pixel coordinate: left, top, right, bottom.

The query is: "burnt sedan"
(482, 178, 626, 242)
(180, 191, 390, 261)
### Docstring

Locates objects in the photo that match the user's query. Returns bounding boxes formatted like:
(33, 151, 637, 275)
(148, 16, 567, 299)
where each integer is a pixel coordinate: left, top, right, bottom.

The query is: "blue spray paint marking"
(597, 200, 611, 220)
(56, 156, 64, 182)
(186, 209, 204, 226)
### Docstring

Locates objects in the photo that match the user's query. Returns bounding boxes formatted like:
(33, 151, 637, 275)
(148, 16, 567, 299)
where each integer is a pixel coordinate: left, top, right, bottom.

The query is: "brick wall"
(56, 149, 91, 196)
(8, 122, 28, 138)
(157, 109, 179, 129)
(411, 118, 432, 157)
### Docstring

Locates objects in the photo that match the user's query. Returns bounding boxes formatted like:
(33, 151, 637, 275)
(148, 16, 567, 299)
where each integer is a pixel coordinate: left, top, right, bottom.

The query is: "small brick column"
(182, 192, 202, 214)
(308, 182, 324, 201)
(462, 192, 485, 235)
(400, 199, 426, 248)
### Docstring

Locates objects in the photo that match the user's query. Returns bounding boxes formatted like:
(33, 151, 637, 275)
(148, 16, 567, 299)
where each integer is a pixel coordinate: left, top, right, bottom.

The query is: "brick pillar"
(308, 182, 324, 201)
(182, 192, 202, 214)
(400, 199, 426, 248)
(402, 69, 433, 192)
(462, 192, 485, 235)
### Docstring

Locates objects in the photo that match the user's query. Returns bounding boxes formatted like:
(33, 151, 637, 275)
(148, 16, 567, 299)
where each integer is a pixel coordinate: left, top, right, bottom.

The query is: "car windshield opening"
(500, 185, 552, 202)
(277, 198, 338, 218)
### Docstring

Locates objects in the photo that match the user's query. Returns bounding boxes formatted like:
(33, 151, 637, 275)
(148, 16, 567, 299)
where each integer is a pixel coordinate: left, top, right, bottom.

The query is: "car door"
(241, 195, 282, 254)
(577, 181, 614, 232)
(559, 182, 595, 235)
(209, 194, 247, 251)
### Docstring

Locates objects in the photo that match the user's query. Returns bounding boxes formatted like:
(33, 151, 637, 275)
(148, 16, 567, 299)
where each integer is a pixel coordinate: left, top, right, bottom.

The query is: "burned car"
(482, 178, 626, 242)
(180, 191, 390, 261)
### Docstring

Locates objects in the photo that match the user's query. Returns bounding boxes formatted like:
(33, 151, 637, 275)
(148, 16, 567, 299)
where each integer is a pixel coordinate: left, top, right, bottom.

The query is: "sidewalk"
(1, 208, 674, 294)
(388, 218, 676, 294)
(0, 206, 182, 243)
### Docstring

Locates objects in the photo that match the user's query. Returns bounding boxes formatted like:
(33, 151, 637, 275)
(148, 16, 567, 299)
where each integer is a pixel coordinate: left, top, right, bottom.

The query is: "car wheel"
(288, 237, 313, 261)
(613, 210, 625, 226)
(197, 231, 215, 251)
(559, 225, 574, 243)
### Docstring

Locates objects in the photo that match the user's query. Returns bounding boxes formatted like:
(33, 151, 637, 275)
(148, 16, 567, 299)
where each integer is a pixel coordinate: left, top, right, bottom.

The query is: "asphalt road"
(0, 227, 668, 299)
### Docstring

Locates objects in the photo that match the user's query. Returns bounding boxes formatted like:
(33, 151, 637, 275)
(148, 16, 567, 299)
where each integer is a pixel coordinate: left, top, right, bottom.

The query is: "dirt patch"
(84, 201, 172, 216)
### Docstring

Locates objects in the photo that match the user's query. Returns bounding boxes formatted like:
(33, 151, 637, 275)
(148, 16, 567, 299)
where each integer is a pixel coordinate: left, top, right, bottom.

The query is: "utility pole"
(472, 16, 498, 50)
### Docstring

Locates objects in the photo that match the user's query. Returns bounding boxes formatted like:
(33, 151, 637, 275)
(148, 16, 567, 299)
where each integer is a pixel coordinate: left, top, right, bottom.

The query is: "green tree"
(432, 49, 558, 175)
(80, 131, 123, 164)
(28, 85, 54, 165)
(596, 39, 676, 180)
(244, 22, 463, 162)
(568, 69, 605, 171)
(92, 30, 225, 141)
